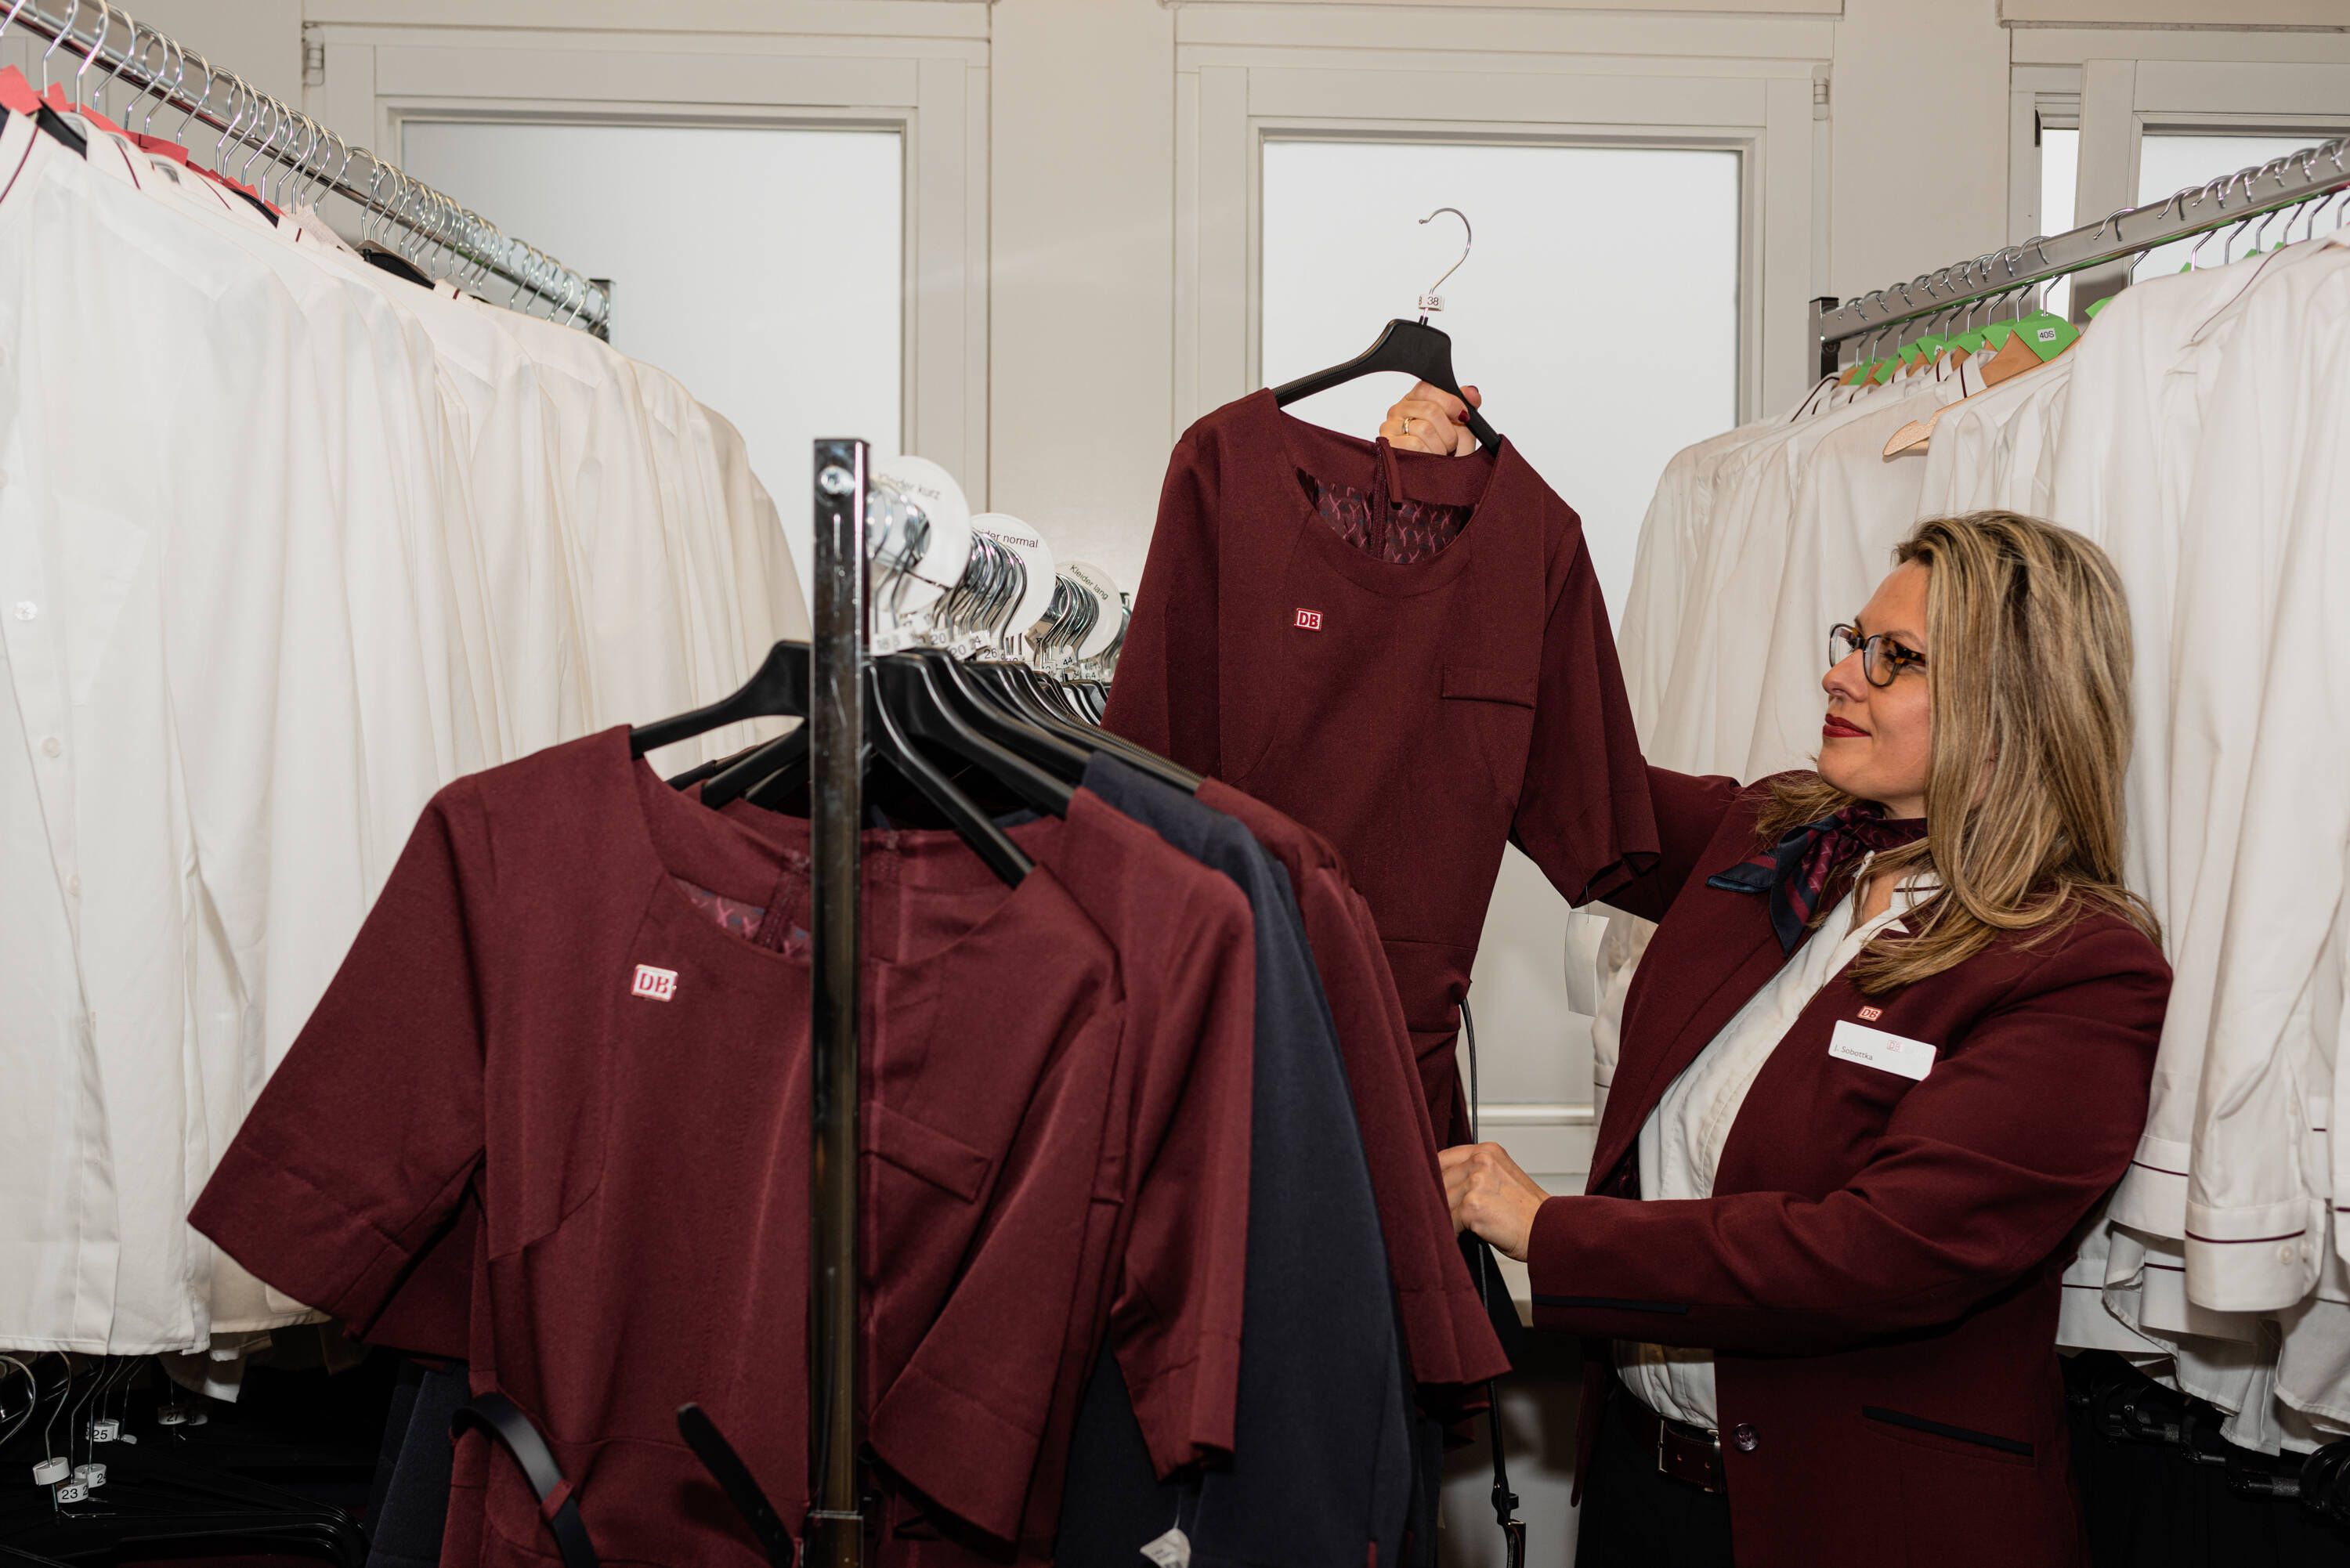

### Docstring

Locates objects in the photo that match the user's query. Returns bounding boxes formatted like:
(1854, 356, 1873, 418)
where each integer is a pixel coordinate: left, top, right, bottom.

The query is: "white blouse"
(1615, 851, 1936, 1431)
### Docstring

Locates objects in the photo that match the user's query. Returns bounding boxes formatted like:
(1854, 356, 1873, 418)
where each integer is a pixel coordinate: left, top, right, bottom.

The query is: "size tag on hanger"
(1062, 562, 1126, 662)
(1140, 1526, 1191, 1568)
(971, 515, 1058, 645)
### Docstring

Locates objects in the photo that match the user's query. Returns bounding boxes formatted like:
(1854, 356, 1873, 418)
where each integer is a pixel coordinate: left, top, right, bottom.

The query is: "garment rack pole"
(1812, 133, 2350, 374)
(807, 437, 870, 1568)
(0, 0, 610, 334)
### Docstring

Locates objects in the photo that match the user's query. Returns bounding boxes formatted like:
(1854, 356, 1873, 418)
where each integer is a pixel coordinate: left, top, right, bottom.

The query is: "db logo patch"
(1293, 609, 1323, 630)
(631, 964, 679, 1003)
(1856, 1006, 1883, 1022)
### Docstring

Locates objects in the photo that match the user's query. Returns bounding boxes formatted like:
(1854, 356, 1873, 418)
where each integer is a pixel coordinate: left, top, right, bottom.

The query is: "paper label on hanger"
(1828, 1019, 1935, 1082)
(1062, 562, 1127, 660)
(1139, 1527, 1191, 1568)
(974, 515, 1058, 641)
(53, 1481, 87, 1505)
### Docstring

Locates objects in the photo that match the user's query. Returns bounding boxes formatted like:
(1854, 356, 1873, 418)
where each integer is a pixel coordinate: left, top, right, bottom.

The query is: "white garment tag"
(1828, 1019, 1936, 1082)
(1139, 1526, 1191, 1568)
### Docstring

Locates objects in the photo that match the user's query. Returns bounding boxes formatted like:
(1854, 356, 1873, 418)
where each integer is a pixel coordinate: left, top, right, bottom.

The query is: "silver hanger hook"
(362, 150, 392, 245)
(238, 95, 277, 186)
(0, 0, 32, 38)
(1415, 206, 1470, 316)
(106, 16, 148, 119)
(75, 2, 110, 111)
(214, 74, 249, 161)
(40, 0, 80, 96)
(141, 31, 180, 136)
(175, 50, 212, 145)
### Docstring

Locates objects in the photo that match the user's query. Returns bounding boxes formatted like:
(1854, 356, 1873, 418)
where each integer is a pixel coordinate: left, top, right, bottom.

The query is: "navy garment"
(1059, 755, 1412, 1568)
(364, 1360, 468, 1568)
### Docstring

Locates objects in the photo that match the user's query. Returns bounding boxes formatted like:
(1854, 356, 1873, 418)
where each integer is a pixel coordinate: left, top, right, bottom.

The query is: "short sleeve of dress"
(189, 782, 495, 1337)
(1510, 529, 1660, 908)
(1102, 424, 1224, 775)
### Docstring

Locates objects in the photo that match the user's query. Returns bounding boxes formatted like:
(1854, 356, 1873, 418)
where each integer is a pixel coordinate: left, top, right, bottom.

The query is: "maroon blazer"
(1529, 768, 2169, 1568)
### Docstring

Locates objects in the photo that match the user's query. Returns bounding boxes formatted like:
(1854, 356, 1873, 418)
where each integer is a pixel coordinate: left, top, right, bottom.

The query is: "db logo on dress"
(631, 964, 679, 1003)
(1294, 609, 1323, 630)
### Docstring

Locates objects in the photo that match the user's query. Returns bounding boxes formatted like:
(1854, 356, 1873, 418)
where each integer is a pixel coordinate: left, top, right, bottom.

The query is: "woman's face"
(1820, 561, 1933, 819)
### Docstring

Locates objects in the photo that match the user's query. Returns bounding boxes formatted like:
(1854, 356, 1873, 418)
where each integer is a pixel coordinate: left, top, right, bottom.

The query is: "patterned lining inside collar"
(1301, 473, 1471, 565)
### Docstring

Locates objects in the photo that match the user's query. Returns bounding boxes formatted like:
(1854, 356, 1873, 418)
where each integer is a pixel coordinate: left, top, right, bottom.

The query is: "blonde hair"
(1757, 511, 2159, 994)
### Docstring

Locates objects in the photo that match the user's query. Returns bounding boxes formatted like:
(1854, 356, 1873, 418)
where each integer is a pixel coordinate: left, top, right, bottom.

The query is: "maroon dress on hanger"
(1107, 389, 1658, 1142)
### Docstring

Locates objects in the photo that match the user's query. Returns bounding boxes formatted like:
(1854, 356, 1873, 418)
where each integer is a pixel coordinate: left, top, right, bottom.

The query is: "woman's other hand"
(1439, 1140, 1549, 1262)
(1379, 381, 1482, 456)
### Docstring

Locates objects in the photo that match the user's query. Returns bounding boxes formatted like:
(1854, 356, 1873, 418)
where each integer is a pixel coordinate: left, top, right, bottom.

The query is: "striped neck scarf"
(1706, 802, 1928, 954)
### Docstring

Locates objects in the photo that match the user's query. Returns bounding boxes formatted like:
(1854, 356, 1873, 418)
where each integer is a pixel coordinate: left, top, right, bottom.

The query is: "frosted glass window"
(1261, 139, 1740, 620)
(400, 121, 904, 606)
(2039, 126, 2080, 319)
(2132, 132, 2327, 282)
(1263, 139, 1741, 1109)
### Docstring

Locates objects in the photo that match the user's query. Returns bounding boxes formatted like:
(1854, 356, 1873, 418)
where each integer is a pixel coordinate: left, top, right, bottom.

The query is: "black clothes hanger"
(361, 243, 432, 287)
(665, 735, 786, 790)
(910, 647, 1091, 775)
(630, 642, 809, 758)
(34, 103, 87, 157)
(700, 649, 1092, 814)
(863, 665, 1034, 884)
(631, 642, 1036, 883)
(873, 654, 1073, 820)
(1270, 206, 1500, 451)
(1273, 318, 1498, 450)
(979, 662, 1202, 792)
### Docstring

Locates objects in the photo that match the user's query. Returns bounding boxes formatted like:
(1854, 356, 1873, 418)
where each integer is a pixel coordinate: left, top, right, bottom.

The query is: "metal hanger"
(1271, 204, 1502, 450)
(39, 0, 78, 96)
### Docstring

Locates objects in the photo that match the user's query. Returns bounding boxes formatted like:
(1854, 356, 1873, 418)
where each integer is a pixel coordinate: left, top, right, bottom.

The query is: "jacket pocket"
(1440, 663, 1538, 802)
(1440, 664, 1538, 708)
(1864, 1404, 2035, 1465)
(869, 1100, 991, 1202)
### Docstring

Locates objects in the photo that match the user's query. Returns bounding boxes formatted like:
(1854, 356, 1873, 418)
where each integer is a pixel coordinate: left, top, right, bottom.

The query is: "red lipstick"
(1823, 714, 1869, 739)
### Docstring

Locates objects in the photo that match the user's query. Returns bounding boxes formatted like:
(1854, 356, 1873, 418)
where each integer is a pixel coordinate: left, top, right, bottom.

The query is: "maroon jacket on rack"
(1531, 768, 2170, 1568)
(1198, 778, 1507, 1397)
(190, 731, 1259, 1568)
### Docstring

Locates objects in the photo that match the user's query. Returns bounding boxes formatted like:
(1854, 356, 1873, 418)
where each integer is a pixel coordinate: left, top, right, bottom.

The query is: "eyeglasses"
(1829, 623, 1928, 688)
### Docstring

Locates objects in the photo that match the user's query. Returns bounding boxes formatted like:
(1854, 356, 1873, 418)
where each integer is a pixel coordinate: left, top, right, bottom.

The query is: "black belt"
(452, 1393, 600, 1568)
(1614, 1383, 1726, 1495)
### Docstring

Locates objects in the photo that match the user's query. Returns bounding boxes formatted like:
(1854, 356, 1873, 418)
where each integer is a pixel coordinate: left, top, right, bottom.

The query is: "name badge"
(1829, 1019, 1936, 1082)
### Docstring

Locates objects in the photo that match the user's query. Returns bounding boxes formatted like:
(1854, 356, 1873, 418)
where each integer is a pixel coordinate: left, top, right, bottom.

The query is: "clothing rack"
(0, 0, 612, 334)
(1810, 133, 2350, 376)
(806, 438, 870, 1568)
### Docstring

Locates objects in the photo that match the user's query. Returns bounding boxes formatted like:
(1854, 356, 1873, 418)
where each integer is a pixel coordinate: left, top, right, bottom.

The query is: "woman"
(1384, 385, 2170, 1568)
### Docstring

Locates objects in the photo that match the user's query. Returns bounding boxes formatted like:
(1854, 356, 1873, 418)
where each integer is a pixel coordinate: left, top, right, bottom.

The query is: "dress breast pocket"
(1440, 663, 1538, 803)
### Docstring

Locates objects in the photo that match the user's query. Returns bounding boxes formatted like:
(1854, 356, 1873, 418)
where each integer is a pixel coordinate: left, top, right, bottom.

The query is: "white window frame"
(302, 16, 990, 501)
(1175, 10, 1828, 434)
(2075, 57, 2350, 238)
(2008, 67, 2082, 245)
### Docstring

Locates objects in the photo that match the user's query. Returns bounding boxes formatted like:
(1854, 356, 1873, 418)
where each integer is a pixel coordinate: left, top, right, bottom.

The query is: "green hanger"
(2085, 295, 2113, 320)
(2009, 309, 2078, 361)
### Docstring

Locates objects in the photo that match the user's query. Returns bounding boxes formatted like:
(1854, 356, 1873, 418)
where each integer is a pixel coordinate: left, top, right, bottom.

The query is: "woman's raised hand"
(1379, 381, 1483, 457)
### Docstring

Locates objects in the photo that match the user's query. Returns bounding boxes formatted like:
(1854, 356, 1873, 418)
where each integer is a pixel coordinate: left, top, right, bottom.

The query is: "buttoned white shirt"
(1617, 854, 1937, 1430)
